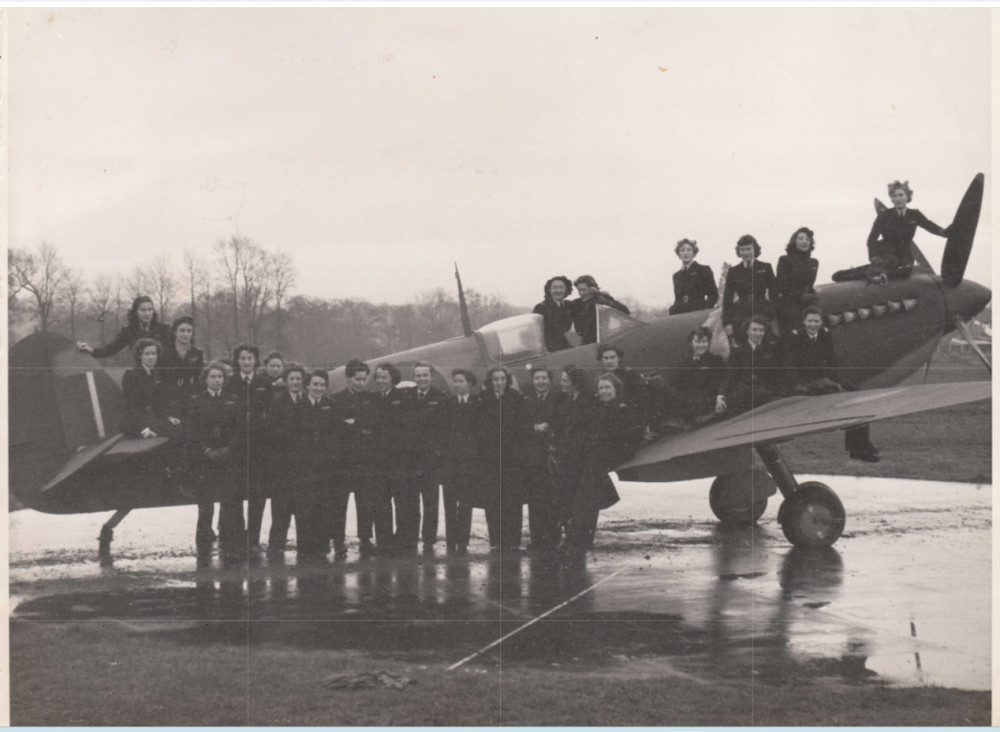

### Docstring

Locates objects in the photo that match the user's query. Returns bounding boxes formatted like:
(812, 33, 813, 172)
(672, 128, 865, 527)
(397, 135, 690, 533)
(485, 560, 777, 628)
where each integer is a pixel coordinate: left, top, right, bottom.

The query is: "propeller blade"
(941, 173, 984, 287)
(954, 317, 992, 373)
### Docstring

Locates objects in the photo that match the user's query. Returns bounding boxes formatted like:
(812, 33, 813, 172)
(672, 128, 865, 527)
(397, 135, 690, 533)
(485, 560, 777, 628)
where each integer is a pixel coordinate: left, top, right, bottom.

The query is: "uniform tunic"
(288, 395, 338, 558)
(567, 399, 640, 549)
(783, 327, 873, 452)
(718, 337, 782, 414)
(659, 352, 727, 421)
(866, 207, 948, 269)
(722, 260, 776, 331)
(552, 392, 594, 528)
(184, 389, 244, 550)
(264, 390, 305, 554)
(533, 298, 578, 352)
(669, 262, 718, 315)
(441, 392, 486, 551)
(158, 345, 205, 413)
(121, 367, 180, 438)
(330, 387, 386, 547)
(775, 251, 819, 334)
(397, 386, 448, 549)
(523, 389, 560, 549)
(478, 388, 530, 550)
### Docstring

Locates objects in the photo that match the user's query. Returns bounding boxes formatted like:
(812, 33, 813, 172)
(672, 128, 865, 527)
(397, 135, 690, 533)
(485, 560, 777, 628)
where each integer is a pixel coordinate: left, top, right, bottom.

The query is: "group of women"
(77, 297, 645, 560)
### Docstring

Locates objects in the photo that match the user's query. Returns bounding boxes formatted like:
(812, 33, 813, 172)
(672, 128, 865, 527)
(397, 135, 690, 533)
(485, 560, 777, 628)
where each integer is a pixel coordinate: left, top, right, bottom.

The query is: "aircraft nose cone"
(946, 279, 992, 321)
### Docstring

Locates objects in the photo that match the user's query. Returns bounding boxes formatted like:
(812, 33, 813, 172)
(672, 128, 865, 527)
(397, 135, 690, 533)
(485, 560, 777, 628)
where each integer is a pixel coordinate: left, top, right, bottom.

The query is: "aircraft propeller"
(940, 173, 984, 287)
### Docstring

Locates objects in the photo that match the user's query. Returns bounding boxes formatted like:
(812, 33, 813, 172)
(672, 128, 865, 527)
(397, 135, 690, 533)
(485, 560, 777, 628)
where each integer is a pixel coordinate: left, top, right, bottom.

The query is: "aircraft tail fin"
(9, 332, 124, 507)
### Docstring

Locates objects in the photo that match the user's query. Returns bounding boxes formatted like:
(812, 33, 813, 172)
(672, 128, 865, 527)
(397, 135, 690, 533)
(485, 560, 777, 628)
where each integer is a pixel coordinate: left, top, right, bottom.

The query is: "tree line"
(7, 236, 571, 368)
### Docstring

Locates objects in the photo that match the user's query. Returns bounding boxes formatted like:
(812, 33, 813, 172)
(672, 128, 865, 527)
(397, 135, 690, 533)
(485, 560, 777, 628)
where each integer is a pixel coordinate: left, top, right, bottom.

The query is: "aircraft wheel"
(779, 482, 846, 548)
(709, 475, 769, 526)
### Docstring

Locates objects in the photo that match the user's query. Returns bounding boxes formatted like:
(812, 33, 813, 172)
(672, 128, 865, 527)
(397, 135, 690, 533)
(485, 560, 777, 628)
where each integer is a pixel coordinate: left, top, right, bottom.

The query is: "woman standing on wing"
(669, 239, 718, 315)
(78, 296, 172, 360)
(775, 227, 819, 335)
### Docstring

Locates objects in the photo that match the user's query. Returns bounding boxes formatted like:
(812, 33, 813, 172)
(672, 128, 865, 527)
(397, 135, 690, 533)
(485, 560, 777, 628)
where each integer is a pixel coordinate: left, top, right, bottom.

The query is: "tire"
(779, 482, 846, 548)
(709, 474, 769, 526)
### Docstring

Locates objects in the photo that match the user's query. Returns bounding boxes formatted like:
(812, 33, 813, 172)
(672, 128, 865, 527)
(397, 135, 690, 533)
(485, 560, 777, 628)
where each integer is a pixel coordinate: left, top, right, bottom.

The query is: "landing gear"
(97, 508, 131, 565)
(756, 443, 846, 548)
(708, 470, 775, 526)
(777, 482, 846, 548)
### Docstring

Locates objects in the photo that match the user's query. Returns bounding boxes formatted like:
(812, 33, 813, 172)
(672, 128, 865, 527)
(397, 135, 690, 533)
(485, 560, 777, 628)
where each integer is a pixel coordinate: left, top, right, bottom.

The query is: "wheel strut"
(98, 508, 131, 564)
(755, 443, 800, 498)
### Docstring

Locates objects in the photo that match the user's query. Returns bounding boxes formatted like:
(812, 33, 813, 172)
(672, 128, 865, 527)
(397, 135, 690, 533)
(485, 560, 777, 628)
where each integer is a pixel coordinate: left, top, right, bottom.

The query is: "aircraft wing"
(616, 382, 990, 483)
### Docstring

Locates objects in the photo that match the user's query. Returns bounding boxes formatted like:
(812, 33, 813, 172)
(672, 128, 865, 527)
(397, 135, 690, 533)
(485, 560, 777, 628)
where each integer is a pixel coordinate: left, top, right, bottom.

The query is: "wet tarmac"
(9, 474, 991, 691)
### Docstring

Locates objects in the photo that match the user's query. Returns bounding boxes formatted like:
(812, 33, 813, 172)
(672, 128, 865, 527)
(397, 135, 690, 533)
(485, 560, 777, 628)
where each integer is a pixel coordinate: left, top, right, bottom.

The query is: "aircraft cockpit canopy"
(476, 313, 546, 364)
(598, 304, 643, 341)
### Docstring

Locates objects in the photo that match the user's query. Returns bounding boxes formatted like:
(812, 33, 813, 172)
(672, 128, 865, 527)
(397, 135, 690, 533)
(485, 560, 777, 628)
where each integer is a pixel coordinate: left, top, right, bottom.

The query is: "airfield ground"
(9, 359, 991, 725)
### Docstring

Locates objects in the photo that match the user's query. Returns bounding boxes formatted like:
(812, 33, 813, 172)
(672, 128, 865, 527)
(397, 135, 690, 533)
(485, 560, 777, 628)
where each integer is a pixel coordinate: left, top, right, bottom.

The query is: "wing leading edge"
(616, 382, 990, 483)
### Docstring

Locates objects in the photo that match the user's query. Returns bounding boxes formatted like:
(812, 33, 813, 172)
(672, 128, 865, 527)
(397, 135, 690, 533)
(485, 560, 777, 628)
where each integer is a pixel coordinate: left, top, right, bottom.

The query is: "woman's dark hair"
(486, 365, 512, 393)
(232, 344, 260, 370)
(597, 343, 624, 361)
(345, 359, 371, 379)
(201, 360, 229, 385)
(282, 364, 307, 383)
(170, 315, 195, 336)
(264, 351, 285, 366)
(735, 234, 762, 258)
(451, 368, 478, 387)
(127, 296, 159, 330)
(785, 227, 816, 255)
(688, 326, 713, 344)
(597, 371, 624, 398)
(307, 369, 330, 387)
(675, 238, 699, 257)
(887, 180, 913, 203)
(543, 276, 574, 300)
(562, 365, 587, 394)
(133, 337, 162, 367)
(802, 305, 826, 321)
(375, 362, 402, 386)
(741, 314, 771, 338)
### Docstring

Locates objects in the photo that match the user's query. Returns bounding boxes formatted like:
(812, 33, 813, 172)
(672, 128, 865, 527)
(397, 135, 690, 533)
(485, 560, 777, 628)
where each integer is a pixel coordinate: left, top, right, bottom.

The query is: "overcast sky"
(8, 7, 992, 311)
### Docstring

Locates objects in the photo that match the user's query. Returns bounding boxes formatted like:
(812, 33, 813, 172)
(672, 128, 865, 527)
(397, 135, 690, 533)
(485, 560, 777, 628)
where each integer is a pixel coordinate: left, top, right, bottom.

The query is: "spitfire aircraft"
(8, 175, 990, 557)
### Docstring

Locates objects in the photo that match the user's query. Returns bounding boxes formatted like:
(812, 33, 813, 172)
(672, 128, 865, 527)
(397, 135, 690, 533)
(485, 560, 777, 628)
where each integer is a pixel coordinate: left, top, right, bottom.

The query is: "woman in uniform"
(722, 235, 776, 339)
(78, 295, 172, 360)
(866, 180, 951, 277)
(775, 227, 819, 335)
(716, 315, 783, 416)
(159, 316, 205, 411)
(264, 364, 307, 558)
(552, 366, 593, 545)
(564, 373, 641, 553)
(185, 361, 244, 561)
(669, 238, 718, 315)
(225, 344, 272, 551)
(478, 365, 529, 552)
(121, 338, 182, 439)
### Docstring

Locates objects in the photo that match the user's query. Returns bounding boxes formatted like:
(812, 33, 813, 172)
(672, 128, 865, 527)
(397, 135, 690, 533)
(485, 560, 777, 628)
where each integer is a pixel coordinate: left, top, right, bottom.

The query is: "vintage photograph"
(5, 7, 992, 725)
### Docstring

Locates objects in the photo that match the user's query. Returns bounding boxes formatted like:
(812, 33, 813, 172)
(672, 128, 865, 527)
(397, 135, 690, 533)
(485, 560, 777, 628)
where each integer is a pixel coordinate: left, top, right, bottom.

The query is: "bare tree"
(63, 269, 86, 340)
(87, 275, 115, 345)
(147, 256, 178, 321)
(8, 243, 67, 333)
(215, 234, 276, 345)
(269, 250, 296, 350)
(125, 266, 149, 301)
